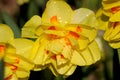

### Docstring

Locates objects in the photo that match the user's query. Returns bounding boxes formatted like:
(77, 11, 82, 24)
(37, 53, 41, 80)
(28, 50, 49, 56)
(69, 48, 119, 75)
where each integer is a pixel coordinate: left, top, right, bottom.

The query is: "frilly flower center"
(5, 74, 13, 80)
(0, 44, 5, 53)
(111, 6, 120, 14)
(44, 16, 82, 61)
(6, 57, 20, 72)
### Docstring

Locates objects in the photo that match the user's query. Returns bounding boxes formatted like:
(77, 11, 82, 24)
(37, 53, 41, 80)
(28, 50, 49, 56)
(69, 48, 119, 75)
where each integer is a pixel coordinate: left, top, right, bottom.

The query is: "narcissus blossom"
(17, 0, 29, 5)
(96, 0, 120, 48)
(102, 0, 120, 17)
(0, 24, 34, 79)
(22, 0, 101, 76)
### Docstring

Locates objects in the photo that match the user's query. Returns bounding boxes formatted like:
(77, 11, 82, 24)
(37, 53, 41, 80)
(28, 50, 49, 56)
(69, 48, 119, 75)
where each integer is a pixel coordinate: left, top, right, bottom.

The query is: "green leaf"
(27, 0, 39, 19)
(117, 49, 120, 63)
(54, 75, 66, 80)
(2, 11, 21, 38)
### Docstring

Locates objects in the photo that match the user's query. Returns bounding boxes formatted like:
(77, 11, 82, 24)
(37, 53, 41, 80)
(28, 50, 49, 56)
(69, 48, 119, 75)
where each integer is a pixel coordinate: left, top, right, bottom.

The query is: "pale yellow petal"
(50, 60, 74, 75)
(4, 67, 14, 79)
(17, 0, 29, 5)
(42, 0, 73, 25)
(96, 8, 109, 30)
(102, 1, 120, 10)
(16, 70, 30, 78)
(111, 32, 120, 41)
(56, 55, 68, 66)
(61, 44, 72, 59)
(79, 28, 97, 42)
(87, 41, 101, 63)
(46, 39, 65, 54)
(109, 41, 120, 48)
(110, 25, 120, 40)
(71, 8, 98, 28)
(22, 15, 41, 38)
(71, 41, 101, 66)
(110, 11, 120, 22)
(9, 38, 34, 58)
(64, 65, 77, 76)
(104, 22, 120, 42)
(0, 24, 14, 42)
(30, 37, 50, 66)
(71, 50, 86, 66)
(77, 37, 89, 50)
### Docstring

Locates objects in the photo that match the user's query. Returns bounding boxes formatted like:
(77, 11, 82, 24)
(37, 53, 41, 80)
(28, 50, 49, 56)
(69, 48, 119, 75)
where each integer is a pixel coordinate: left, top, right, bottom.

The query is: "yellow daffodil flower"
(0, 24, 34, 79)
(102, 0, 120, 17)
(96, 0, 120, 48)
(17, 0, 29, 5)
(104, 22, 120, 48)
(22, 0, 101, 76)
(96, 0, 120, 30)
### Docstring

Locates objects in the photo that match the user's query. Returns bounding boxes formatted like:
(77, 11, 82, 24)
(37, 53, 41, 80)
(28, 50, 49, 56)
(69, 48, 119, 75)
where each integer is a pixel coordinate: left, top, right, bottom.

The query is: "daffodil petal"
(111, 32, 120, 41)
(64, 65, 77, 76)
(46, 39, 65, 54)
(71, 8, 98, 28)
(61, 42, 73, 59)
(109, 24, 120, 41)
(10, 38, 34, 58)
(17, 0, 29, 5)
(22, 15, 41, 38)
(71, 41, 101, 66)
(102, 0, 120, 10)
(42, 0, 73, 25)
(56, 55, 68, 66)
(4, 67, 18, 80)
(109, 41, 120, 48)
(79, 27, 97, 42)
(16, 70, 30, 78)
(87, 41, 101, 63)
(0, 24, 14, 42)
(96, 8, 109, 30)
(30, 37, 50, 66)
(0, 43, 5, 60)
(71, 50, 86, 66)
(65, 24, 97, 41)
(104, 23, 120, 41)
(77, 38, 89, 50)
(9, 38, 34, 58)
(50, 59, 74, 75)
(110, 11, 120, 22)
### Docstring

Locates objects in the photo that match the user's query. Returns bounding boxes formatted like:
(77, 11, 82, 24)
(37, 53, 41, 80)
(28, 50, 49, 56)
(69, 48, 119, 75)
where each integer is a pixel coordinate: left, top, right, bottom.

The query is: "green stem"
(0, 59, 4, 80)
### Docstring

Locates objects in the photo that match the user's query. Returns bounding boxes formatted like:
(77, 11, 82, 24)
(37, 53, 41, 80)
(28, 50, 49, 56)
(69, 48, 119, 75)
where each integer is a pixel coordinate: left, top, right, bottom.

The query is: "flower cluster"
(97, 0, 120, 48)
(22, 0, 101, 76)
(0, 0, 102, 79)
